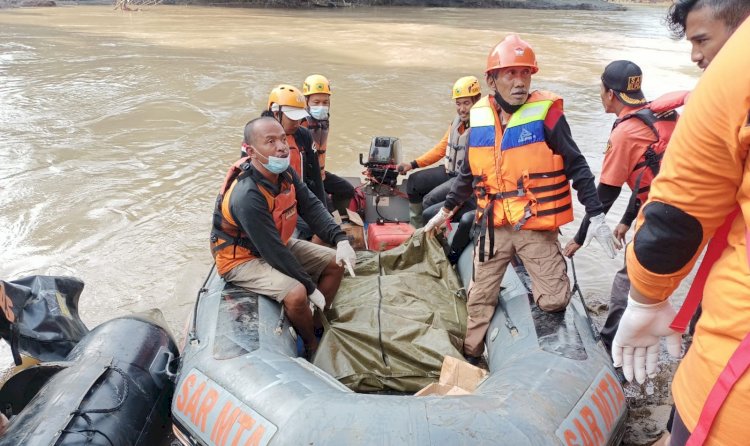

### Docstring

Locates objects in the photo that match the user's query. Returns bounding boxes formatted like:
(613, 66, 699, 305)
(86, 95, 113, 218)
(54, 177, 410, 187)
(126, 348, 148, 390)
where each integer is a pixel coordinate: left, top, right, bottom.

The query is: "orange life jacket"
(303, 117, 328, 175)
(468, 91, 573, 260)
(613, 90, 687, 209)
(210, 158, 297, 276)
(286, 134, 303, 179)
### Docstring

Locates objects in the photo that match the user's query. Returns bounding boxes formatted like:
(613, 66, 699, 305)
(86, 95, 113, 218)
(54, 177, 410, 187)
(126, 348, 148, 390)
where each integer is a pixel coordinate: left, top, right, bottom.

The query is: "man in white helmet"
(248, 84, 326, 241)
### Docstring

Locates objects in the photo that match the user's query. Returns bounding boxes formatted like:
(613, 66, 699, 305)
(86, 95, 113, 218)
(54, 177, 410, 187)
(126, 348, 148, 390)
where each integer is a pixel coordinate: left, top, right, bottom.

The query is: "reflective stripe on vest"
(502, 100, 551, 150)
(444, 116, 469, 175)
(211, 165, 297, 276)
(468, 93, 573, 233)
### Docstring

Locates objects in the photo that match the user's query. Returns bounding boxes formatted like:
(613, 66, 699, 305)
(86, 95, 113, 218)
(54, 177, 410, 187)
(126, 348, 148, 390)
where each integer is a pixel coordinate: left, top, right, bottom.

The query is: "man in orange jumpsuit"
(613, 17, 750, 445)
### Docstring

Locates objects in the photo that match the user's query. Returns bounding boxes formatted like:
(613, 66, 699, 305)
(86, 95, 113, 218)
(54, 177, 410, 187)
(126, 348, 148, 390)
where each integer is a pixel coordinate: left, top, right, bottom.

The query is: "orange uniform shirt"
(627, 18, 750, 443)
(600, 106, 655, 189)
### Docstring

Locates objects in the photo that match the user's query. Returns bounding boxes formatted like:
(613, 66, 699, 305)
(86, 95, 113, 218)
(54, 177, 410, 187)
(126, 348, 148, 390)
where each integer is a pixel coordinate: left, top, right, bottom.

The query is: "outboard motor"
(359, 136, 402, 188)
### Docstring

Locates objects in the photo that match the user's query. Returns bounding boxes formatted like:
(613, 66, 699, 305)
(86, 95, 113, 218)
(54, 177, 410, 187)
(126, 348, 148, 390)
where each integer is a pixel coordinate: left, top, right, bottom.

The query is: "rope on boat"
(376, 253, 389, 368)
(569, 257, 601, 342)
(189, 263, 215, 343)
(61, 365, 129, 446)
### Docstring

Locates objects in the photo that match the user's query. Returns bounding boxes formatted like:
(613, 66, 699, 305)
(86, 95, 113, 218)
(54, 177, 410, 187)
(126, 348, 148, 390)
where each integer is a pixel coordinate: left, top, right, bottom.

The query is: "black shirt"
(229, 165, 346, 294)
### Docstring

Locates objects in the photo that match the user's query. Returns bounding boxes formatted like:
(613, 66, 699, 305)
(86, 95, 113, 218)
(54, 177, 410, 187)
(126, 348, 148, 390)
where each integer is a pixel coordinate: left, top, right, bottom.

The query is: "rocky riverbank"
(0, 0, 56, 7)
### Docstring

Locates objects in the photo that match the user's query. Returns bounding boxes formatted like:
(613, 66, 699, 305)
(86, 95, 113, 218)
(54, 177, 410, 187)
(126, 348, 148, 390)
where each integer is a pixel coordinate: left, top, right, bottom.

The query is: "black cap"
(601, 60, 646, 106)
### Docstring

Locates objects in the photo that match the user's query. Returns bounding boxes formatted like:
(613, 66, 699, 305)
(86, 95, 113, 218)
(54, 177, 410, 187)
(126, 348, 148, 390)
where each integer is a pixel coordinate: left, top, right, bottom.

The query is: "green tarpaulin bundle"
(314, 230, 467, 393)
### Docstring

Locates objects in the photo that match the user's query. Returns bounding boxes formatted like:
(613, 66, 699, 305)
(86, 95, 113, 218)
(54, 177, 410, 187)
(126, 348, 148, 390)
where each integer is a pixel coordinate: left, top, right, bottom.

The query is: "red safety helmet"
(485, 34, 539, 75)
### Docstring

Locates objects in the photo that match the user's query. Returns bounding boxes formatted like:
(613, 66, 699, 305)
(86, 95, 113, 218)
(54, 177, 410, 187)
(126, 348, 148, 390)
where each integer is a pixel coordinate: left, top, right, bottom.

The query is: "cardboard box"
(333, 209, 365, 250)
(414, 356, 488, 396)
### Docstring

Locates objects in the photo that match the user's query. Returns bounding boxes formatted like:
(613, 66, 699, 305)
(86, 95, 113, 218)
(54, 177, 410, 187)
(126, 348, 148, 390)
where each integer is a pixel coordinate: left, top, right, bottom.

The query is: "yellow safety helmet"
(267, 84, 307, 110)
(302, 74, 331, 96)
(452, 76, 481, 99)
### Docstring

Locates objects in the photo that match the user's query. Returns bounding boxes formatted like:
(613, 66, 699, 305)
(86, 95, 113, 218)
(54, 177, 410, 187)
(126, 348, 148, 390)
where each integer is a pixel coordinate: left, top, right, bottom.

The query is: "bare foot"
(0, 413, 9, 436)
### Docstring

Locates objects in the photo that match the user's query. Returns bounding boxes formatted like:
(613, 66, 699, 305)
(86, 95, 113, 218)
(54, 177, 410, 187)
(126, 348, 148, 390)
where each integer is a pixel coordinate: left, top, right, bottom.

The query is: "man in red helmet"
(426, 34, 619, 363)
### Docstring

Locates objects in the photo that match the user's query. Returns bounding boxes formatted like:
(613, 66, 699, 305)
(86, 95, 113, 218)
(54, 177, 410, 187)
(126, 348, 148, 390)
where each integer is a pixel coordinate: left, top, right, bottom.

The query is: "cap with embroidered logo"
(601, 60, 646, 106)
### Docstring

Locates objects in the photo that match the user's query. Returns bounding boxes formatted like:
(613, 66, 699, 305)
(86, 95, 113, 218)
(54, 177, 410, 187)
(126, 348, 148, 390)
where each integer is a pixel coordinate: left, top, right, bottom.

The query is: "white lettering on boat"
(173, 368, 277, 446)
(555, 368, 627, 446)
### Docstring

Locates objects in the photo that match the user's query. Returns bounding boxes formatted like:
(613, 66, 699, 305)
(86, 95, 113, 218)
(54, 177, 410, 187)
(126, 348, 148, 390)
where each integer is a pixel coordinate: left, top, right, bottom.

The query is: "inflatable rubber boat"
(0, 276, 179, 446)
(171, 138, 627, 445)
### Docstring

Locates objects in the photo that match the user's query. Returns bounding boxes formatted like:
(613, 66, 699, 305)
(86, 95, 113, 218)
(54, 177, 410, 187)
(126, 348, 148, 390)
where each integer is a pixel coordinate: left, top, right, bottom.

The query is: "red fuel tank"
(366, 222, 415, 251)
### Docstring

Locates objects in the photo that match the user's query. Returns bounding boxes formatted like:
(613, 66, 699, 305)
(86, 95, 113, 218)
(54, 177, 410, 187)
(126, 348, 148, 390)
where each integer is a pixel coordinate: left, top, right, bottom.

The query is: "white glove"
(612, 295, 683, 383)
(424, 207, 452, 233)
(308, 289, 326, 311)
(336, 240, 357, 276)
(585, 213, 621, 259)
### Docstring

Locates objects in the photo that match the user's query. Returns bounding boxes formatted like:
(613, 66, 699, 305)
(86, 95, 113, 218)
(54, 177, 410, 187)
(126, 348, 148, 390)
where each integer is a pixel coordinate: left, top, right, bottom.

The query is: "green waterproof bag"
(314, 230, 467, 393)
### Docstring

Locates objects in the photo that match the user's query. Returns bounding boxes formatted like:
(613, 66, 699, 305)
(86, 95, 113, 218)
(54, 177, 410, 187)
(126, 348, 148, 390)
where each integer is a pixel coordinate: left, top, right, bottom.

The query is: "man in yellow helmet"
(398, 76, 482, 228)
(250, 84, 326, 241)
(301, 74, 355, 219)
(425, 35, 618, 363)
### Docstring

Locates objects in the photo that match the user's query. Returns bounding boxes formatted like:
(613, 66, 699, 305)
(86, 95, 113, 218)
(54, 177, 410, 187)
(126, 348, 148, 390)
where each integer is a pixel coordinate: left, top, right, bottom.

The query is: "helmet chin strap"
(494, 91, 524, 114)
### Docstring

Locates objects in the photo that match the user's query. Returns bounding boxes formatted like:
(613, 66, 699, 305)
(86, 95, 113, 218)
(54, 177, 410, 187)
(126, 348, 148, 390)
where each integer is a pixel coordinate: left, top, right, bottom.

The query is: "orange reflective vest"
(613, 90, 687, 206)
(210, 158, 298, 276)
(468, 91, 573, 258)
(303, 117, 328, 175)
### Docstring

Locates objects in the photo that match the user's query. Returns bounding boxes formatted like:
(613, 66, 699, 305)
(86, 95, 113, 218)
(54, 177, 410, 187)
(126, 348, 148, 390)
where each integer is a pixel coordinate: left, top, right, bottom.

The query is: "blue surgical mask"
(309, 105, 329, 121)
(256, 152, 290, 174)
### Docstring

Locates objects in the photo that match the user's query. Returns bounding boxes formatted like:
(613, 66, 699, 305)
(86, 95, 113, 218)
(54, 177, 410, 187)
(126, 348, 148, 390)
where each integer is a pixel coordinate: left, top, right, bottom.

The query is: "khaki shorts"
(223, 238, 336, 302)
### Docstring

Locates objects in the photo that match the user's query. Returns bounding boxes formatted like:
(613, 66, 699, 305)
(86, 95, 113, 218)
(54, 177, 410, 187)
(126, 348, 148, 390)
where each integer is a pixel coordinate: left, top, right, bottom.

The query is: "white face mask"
(255, 151, 290, 174)
(309, 105, 329, 121)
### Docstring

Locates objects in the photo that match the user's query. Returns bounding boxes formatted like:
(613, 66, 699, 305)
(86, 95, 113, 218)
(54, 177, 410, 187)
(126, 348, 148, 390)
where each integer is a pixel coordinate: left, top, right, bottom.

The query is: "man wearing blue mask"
(251, 84, 327, 241)
(302, 74, 355, 219)
(211, 117, 357, 359)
